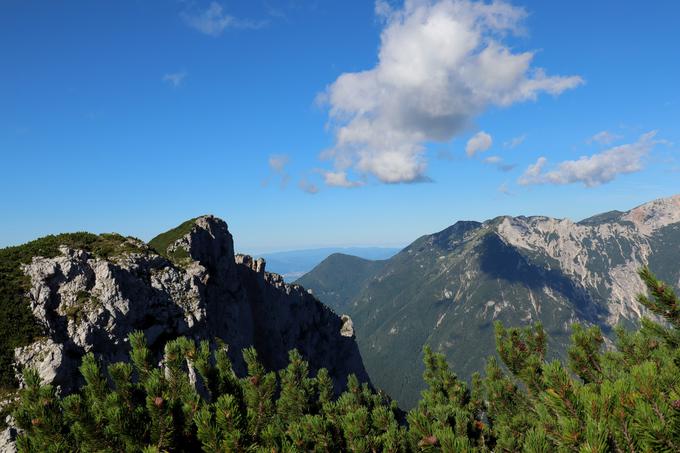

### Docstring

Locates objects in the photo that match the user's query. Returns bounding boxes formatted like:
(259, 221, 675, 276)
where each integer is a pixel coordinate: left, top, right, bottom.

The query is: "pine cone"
(418, 435, 438, 447)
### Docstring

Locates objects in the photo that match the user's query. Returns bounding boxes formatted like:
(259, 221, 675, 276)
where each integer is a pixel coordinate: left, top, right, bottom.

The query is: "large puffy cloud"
(518, 131, 659, 187)
(319, 0, 583, 185)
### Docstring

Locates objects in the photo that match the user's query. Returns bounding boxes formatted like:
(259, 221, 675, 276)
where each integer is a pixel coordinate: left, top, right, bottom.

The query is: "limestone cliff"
(11, 216, 369, 396)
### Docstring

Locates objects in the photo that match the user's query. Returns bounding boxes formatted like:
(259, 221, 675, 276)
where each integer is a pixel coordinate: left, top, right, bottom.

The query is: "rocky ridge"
(298, 195, 680, 408)
(1, 215, 369, 451)
(14, 216, 368, 392)
(0, 216, 369, 451)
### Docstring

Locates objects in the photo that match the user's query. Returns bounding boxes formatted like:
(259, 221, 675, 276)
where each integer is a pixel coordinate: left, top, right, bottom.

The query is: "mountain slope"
(299, 195, 680, 408)
(296, 253, 389, 313)
(2, 216, 369, 396)
(256, 247, 399, 281)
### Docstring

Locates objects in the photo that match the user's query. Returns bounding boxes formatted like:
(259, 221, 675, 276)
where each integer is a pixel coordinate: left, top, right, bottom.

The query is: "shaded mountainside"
(0, 216, 369, 399)
(298, 195, 680, 408)
(296, 253, 389, 313)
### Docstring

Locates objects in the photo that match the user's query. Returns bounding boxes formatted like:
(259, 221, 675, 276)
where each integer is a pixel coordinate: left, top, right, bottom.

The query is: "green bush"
(12, 269, 680, 452)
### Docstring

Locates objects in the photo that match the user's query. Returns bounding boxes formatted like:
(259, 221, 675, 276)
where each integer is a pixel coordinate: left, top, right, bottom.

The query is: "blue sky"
(1, 0, 679, 253)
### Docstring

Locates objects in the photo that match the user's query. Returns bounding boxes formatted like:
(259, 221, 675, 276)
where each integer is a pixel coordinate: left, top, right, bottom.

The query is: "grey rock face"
(13, 216, 370, 396)
(0, 409, 18, 453)
(340, 315, 355, 338)
(0, 423, 18, 453)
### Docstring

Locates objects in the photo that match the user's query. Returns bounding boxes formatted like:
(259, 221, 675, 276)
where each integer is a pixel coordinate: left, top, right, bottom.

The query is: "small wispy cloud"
(503, 134, 526, 149)
(323, 171, 364, 188)
(269, 154, 289, 173)
(484, 155, 516, 172)
(519, 131, 660, 187)
(587, 130, 622, 146)
(298, 178, 319, 194)
(498, 182, 513, 195)
(466, 132, 493, 157)
(163, 71, 187, 88)
(264, 1, 288, 20)
(263, 154, 291, 189)
(182, 2, 267, 37)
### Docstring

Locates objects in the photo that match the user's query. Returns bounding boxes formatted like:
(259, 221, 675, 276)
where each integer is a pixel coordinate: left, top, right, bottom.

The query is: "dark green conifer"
(10, 269, 680, 452)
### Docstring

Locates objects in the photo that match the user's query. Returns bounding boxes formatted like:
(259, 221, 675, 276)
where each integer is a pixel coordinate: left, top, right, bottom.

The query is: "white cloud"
(518, 131, 659, 187)
(268, 154, 289, 172)
(587, 130, 622, 145)
(323, 171, 365, 188)
(318, 0, 583, 186)
(503, 134, 526, 149)
(163, 72, 186, 87)
(182, 2, 267, 37)
(466, 131, 493, 157)
(484, 155, 516, 172)
(375, 0, 394, 19)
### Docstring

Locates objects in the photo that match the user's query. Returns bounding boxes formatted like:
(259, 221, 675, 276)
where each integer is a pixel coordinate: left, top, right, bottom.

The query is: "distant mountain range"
(297, 195, 680, 408)
(249, 247, 400, 281)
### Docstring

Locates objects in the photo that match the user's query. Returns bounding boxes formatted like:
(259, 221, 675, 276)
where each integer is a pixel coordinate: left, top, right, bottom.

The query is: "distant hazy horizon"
(242, 246, 402, 281)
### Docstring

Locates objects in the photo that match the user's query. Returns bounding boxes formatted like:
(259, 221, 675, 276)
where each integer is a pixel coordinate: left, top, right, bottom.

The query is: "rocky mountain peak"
(622, 194, 680, 234)
(171, 215, 238, 286)
(9, 216, 370, 399)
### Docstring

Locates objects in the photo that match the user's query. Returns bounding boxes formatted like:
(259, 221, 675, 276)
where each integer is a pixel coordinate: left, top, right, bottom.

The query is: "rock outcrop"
(11, 216, 370, 395)
(0, 421, 18, 453)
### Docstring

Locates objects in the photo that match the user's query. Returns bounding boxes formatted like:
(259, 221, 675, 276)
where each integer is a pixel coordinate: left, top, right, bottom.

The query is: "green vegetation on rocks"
(11, 269, 680, 452)
(62, 291, 102, 324)
(0, 233, 146, 389)
(148, 218, 198, 263)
